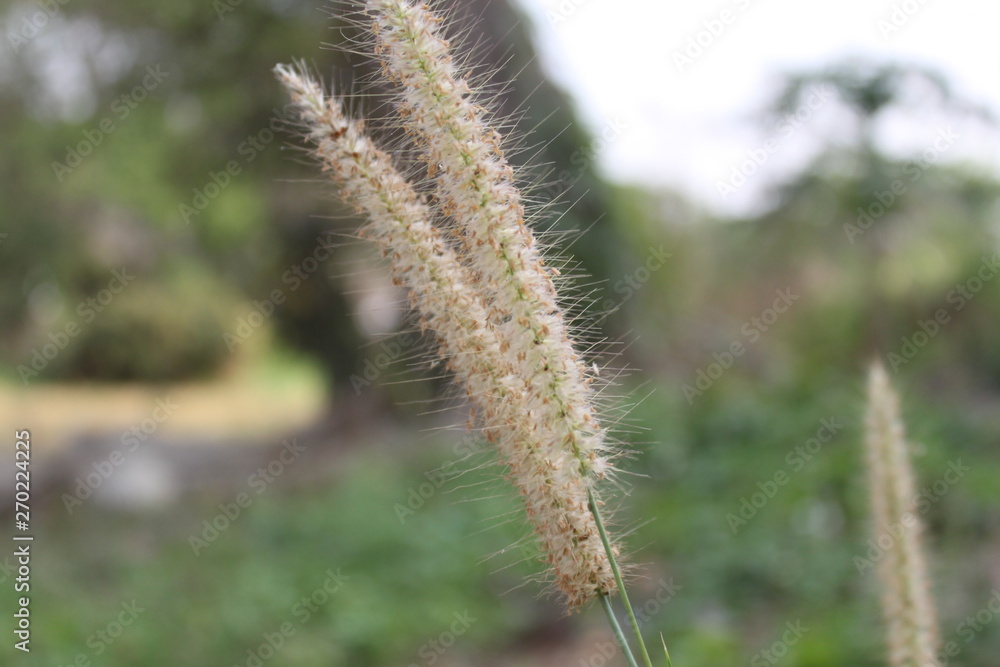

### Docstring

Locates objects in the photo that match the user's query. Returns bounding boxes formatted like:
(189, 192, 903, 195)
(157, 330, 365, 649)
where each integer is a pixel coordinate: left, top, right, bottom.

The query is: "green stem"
(599, 593, 639, 667)
(588, 487, 655, 667)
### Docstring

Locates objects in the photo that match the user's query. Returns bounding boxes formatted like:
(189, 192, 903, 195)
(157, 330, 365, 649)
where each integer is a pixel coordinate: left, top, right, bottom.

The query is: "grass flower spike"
(274, 57, 618, 612)
(273, 2, 674, 661)
(272, 62, 516, 427)
(368, 0, 620, 604)
(864, 362, 940, 667)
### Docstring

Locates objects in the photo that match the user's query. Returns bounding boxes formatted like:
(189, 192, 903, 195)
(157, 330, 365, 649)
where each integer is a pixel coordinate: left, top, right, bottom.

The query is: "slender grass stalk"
(600, 593, 640, 667)
(865, 361, 940, 667)
(660, 634, 673, 667)
(590, 487, 654, 667)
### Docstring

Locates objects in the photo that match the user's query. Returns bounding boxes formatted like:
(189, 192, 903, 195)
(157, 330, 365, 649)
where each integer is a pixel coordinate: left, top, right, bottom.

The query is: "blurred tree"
(0, 0, 626, 412)
(715, 59, 1000, 381)
(759, 59, 996, 356)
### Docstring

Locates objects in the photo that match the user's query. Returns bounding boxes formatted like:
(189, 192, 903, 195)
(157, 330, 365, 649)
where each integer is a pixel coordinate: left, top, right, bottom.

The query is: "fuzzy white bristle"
(276, 0, 624, 611)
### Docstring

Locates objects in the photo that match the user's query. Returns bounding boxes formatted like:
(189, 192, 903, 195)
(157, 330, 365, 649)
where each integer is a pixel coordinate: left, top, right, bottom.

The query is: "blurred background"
(1, 0, 998, 664)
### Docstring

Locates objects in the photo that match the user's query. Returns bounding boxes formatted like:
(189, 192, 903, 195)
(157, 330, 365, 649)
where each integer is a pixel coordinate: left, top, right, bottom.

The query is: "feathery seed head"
(865, 361, 940, 666)
(277, 45, 621, 610)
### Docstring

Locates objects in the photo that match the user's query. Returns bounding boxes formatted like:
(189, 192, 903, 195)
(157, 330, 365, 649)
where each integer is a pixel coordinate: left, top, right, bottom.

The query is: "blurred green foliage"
(1, 379, 998, 666)
(0, 0, 623, 396)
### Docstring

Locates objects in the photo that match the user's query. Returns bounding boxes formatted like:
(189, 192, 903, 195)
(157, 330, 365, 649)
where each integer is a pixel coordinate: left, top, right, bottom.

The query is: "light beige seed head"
(276, 58, 619, 610)
(865, 361, 940, 667)
(365, 0, 620, 607)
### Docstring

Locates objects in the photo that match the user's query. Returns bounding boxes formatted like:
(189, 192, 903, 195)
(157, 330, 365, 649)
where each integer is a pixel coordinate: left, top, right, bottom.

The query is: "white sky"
(517, 0, 1000, 216)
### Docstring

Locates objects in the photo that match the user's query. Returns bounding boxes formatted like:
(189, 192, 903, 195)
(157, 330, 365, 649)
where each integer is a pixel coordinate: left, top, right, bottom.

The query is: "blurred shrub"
(51, 278, 241, 381)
